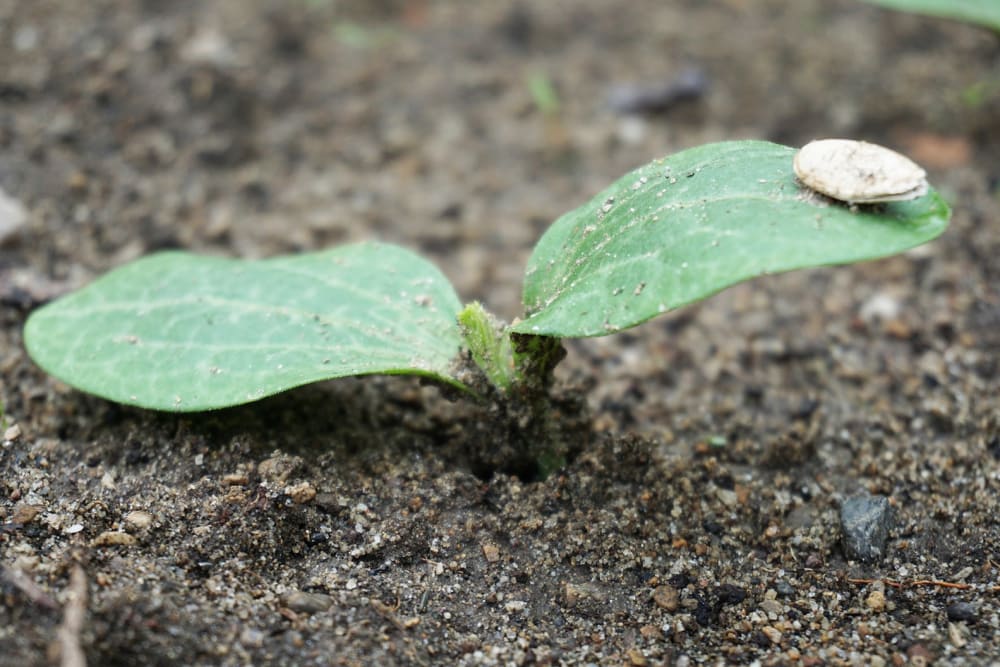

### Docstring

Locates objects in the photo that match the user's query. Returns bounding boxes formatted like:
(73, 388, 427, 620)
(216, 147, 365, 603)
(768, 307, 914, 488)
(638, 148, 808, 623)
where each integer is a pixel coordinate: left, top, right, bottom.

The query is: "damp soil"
(2, 1, 1000, 665)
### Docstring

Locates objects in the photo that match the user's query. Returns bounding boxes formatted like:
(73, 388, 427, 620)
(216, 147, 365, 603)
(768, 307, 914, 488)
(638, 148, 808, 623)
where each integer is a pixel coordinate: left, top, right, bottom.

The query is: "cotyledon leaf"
(24, 242, 466, 411)
(513, 140, 950, 338)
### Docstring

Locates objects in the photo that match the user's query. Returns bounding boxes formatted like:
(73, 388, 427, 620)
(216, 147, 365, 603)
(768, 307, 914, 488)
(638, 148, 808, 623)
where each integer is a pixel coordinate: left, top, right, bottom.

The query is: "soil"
(2, 1, 999, 665)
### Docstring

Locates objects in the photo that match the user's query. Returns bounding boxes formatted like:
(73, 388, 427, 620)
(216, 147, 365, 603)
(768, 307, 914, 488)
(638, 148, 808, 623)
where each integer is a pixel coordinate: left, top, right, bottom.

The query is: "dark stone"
(715, 474, 735, 490)
(281, 591, 333, 614)
(792, 397, 820, 420)
(693, 596, 713, 626)
(775, 581, 796, 598)
(715, 584, 747, 606)
(840, 494, 894, 562)
(307, 531, 328, 545)
(702, 519, 724, 535)
(946, 601, 978, 623)
(988, 435, 1000, 461)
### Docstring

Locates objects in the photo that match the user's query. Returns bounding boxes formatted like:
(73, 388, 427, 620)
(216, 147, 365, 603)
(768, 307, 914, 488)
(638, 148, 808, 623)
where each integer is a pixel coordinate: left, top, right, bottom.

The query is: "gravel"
(840, 494, 894, 562)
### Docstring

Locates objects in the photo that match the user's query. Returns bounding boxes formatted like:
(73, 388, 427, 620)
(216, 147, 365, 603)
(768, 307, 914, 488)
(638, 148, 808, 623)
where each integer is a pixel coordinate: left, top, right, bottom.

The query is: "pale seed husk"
(794, 139, 928, 204)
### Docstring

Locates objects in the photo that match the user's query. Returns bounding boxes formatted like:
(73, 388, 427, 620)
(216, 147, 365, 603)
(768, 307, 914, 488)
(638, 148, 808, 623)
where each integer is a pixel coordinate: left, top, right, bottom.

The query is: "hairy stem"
(457, 303, 572, 478)
(457, 302, 516, 392)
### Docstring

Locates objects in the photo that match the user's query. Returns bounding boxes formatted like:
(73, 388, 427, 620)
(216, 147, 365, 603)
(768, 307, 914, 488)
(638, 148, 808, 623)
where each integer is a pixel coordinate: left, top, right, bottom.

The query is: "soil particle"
(652, 584, 680, 611)
(122, 511, 153, 531)
(946, 601, 978, 623)
(280, 591, 334, 615)
(866, 588, 887, 613)
(840, 494, 894, 562)
(0, 187, 26, 246)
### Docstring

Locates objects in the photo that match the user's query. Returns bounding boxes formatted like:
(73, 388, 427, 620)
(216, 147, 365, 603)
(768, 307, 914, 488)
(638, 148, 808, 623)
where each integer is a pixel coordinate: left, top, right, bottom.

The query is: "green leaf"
(513, 140, 950, 338)
(24, 242, 465, 411)
(859, 0, 1000, 31)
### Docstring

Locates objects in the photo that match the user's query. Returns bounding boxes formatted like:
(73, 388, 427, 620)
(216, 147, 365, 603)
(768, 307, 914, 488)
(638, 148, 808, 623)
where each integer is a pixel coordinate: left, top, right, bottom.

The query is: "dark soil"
(2, 1, 999, 665)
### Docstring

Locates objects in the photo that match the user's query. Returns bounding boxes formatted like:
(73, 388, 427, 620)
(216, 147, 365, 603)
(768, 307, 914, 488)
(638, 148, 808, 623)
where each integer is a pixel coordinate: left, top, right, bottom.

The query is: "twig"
(371, 597, 406, 632)
(0, 566, 59, 609)
(847, 577, 903, 588)
(56, 565, 88, 667)
(909, 580, 974, 590)
(847, 576, 974, 591)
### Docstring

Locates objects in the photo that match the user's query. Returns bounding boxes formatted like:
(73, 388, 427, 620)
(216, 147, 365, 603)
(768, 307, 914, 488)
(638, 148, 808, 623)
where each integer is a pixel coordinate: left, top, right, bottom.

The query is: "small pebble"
(948, 622, 967, 648)
(716, 584, 747, 606)
(652, 585, 680, 611)
(307, 531, 328, 545)
(866, 590, 886, 613)
(0, 187, 27, 246)
(281, 591, 333, 614)
(715, 487, 738, 507)
(774, 581, 796, 598)
(607, 68, 708, 114)
(3, 423, 22, 441)
(481, 542, 500, 563)
(92, 531, 137, 547)
(564, 582, 605, 605)
(258, 454, 303, 484)
(760, 625, 782, 645)
(840, 495, 893, 562)
(626, 647, 647, 666)
(286, 482, 316, 504)
(907, 643, 933, 665)
(946, 601, 977, 622)
(10, 503, 42, 525)
(124, 510, 153, 530)
(860, 292, 901, 323)
(239, 627, 264, 649)
(639, 624, 662, 639)
(760, 598, 783, 616)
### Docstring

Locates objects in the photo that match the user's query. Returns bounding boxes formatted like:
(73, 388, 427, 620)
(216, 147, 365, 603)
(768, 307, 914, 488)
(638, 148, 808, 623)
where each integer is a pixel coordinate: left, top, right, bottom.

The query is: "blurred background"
(2, 0, 996, 318)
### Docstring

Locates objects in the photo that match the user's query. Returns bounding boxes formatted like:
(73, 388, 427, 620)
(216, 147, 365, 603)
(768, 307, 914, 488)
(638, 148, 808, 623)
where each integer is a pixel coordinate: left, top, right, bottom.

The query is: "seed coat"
(794, 139, 928, 204)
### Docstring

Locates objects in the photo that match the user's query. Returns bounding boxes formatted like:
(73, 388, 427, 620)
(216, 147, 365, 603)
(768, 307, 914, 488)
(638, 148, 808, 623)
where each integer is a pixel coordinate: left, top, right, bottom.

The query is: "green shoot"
(23, 140, 951, 473)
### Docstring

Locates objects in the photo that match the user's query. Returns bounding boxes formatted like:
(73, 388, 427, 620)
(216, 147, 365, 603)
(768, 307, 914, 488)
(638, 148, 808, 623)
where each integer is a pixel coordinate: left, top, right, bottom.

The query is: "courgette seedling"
(24, 141, 950, 476)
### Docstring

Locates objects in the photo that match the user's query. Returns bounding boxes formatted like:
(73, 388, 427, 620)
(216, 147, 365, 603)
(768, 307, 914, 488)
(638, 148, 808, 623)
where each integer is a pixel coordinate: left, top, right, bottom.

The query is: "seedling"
(24, 140, 950, 474)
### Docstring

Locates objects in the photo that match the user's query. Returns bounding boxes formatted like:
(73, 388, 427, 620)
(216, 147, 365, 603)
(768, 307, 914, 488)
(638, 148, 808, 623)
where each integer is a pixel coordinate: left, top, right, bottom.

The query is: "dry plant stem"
(846, 576, 977, 591)
(55, 565, 88, 667)
(0, 566, 59, 610)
